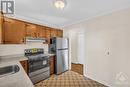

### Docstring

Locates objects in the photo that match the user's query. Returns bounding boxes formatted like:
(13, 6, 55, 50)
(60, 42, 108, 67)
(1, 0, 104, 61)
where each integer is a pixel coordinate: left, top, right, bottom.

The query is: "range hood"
(25, 37, 46, 43)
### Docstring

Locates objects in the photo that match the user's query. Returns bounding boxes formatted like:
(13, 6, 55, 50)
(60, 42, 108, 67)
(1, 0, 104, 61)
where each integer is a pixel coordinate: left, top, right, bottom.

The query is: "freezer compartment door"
(56, 49, 69, 74)
(56, 38, 69, 49)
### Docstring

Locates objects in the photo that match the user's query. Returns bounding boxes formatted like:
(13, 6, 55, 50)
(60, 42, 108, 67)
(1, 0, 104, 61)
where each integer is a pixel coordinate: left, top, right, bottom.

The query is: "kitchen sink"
(0, 65, 20, 78)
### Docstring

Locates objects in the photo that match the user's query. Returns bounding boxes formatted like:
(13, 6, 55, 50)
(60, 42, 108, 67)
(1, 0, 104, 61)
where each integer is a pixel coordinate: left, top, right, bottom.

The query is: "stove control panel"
(25, 48, 44, 56)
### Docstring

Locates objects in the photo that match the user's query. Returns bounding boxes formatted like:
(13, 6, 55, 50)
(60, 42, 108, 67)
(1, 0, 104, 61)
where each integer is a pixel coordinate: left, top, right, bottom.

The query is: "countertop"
(0, 61, 34, 87)
(0, 53, 55, 63)
(0, 54, 30, 87)
(0, 54, 28, 63)
(0, 53, 55, 87)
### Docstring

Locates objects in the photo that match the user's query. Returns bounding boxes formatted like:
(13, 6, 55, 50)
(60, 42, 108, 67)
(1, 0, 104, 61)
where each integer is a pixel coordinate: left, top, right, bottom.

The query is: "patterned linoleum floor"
(35, 71, 108, 87)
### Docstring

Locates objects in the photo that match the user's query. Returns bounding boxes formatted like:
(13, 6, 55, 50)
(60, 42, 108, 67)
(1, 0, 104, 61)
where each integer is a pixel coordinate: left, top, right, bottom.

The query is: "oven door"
(29, 56, 49, 73)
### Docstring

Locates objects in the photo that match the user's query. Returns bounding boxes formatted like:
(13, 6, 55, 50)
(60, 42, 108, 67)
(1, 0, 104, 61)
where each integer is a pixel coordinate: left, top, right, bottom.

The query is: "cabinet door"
(50, 28, 58, 38)
(26, 23, 37, 38)
(36, 25, 46, 38)
(42, 26, 46, 38)
(45, 27, 51, 44)
(49, 56, 55, 75)
(0, 12, 3, 44)
(4, 18, 26, 44)
(57, 30, 63, 37)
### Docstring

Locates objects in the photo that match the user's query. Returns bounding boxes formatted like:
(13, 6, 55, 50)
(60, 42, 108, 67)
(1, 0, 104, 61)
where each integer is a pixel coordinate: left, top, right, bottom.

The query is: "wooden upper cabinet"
(36, 25, 46, 38)
(4, 18, 26, 44)
(51, 29, 63, 38)
(50, 28, 58, 38)
(42, 26, 46, 38)
(45, 27, 51, 44)
(57, 30, 63, 37)
(0, 12, 4, 44)
(2, 17, 63, 44)
(25, 23, 37, 38)
(26, 24, 46, 38)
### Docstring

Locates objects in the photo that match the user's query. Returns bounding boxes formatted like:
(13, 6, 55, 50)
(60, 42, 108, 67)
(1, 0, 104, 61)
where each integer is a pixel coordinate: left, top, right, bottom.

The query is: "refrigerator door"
(62, 49, 69, 72)
(56, 49, 69, 74)
(56, 38, 68, 49)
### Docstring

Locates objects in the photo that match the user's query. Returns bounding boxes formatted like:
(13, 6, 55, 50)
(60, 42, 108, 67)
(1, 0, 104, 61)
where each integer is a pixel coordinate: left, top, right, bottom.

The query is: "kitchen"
(0, 11, 69, 86)
(0, 0, 130, 87)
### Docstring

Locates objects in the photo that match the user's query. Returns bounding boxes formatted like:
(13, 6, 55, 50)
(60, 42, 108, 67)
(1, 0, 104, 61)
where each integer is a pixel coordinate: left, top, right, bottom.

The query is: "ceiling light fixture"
(54, 0, 66, 9)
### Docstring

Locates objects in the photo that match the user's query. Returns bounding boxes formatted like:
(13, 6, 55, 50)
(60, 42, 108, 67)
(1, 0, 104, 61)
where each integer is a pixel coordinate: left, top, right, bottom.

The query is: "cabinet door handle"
(34, 32, 37, 37)
(38, 33, 40, 37)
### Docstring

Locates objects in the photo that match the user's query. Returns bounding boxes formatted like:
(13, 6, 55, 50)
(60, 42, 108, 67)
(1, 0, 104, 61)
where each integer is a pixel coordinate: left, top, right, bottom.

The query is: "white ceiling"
(6, 0, 130, 28)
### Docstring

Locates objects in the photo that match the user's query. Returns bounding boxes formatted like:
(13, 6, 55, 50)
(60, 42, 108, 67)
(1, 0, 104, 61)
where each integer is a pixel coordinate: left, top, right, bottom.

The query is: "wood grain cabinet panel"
(49, 56, 55, 75)
(0, 12, 3, 44)
(41, 26, 46, 38)
(4, 18, 26, 44)
(2, 17, 63, 44)
(51, 29, 63, 38)
(50, 29, 58, 38)
(36, 25, 46, 38)
(57, 30, 63, 37)
(25, 23, 37, 38)
(45, 27, 51, 44)
(71, 63, 83, 75)
(20, 60, 28, 74)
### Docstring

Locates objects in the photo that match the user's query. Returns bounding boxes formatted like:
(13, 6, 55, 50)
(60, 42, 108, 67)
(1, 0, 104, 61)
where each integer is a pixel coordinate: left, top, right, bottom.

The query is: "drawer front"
(30, 70, 50, 84)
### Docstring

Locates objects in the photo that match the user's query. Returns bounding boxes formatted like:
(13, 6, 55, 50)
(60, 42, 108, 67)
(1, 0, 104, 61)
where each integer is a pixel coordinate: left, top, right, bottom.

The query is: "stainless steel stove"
(25, 48, 50, 84)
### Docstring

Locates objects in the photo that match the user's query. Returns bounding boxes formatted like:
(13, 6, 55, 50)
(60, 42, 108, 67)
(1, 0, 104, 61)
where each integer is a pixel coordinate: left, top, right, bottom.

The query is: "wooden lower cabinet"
(49, 56, 55, 75)
(0, 12, 3, 44)
(20, 60, 28, 74)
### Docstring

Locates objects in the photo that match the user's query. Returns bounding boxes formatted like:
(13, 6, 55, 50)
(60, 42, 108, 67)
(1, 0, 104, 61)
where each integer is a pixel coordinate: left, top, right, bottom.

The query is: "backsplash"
(0, 43, 48, 56)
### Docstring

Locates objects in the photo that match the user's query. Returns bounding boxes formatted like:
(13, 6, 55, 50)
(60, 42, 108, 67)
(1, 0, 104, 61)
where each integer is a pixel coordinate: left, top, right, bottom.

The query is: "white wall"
(64, 8, 130, 87)
(0, 43, 48, 56)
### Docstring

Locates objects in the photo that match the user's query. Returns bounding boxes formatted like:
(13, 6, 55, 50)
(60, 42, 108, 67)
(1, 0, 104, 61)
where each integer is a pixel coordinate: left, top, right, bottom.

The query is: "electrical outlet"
(107, 51, 110, 55)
